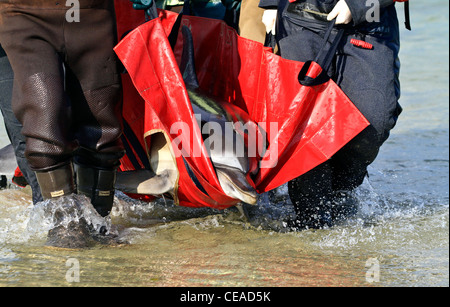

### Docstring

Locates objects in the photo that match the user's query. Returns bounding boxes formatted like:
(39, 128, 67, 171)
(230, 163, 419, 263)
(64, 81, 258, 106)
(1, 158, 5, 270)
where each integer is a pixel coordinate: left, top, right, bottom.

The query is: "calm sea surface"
(0, 1, 448, 287)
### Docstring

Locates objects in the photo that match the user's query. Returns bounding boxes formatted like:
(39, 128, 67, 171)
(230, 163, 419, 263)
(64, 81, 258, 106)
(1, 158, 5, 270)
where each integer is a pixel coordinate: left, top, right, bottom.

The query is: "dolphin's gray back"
(180, 26, 250, 175)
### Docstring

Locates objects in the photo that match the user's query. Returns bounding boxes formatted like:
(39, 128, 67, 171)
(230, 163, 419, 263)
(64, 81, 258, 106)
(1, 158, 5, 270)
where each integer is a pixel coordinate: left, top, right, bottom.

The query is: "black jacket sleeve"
(345, 0, 394, 26)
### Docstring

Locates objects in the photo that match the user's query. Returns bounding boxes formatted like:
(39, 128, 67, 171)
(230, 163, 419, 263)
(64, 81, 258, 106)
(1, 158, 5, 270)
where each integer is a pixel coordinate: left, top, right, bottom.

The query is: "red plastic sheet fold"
(113, 2, 369, 209)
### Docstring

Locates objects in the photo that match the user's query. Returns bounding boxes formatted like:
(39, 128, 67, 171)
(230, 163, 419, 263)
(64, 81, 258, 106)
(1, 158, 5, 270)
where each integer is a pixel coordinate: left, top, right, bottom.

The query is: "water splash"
(244, 184, 297, 232)
(27, 194, 114, 240)
(0, 191, 118, 246)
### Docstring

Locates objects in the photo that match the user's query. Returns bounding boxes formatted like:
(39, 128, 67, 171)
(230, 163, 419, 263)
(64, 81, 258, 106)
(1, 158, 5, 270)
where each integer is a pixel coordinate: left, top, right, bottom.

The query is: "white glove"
(262, 9, 277, 35)
(327, 0, 353, 25)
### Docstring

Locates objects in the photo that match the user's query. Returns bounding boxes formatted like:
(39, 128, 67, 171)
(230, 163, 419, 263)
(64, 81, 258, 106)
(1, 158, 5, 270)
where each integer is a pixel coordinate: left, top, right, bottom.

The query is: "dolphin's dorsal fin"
(180, 26, 200, 90)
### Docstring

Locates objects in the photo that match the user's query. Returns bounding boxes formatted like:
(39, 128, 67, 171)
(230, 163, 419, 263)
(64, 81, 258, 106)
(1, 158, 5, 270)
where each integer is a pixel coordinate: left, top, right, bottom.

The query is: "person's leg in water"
(288, 126, 384, 229)
(0, 46, 43, 204)
(0, 3, 124, 247)
(284, 7, 401, 229)
(64, 6, 124, 220)
(7, 38, 87, 247)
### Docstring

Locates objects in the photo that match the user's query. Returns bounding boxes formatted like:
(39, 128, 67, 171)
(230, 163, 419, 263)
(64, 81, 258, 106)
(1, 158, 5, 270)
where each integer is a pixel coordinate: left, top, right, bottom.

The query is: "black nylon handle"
(298, 19, 344, 87)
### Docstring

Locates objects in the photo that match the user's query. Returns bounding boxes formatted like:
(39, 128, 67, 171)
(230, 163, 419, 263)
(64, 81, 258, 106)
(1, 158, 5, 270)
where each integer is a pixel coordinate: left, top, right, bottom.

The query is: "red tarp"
(113, 1, 370, 209)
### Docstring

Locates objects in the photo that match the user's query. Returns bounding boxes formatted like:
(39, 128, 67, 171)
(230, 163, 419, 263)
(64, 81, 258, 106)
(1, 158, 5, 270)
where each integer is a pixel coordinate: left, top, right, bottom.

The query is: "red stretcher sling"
(113, 1, 369, 209)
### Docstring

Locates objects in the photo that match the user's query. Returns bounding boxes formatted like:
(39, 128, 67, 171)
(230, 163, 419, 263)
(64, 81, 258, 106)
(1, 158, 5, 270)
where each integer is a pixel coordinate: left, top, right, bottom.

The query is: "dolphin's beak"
(216, 166, 258, 205)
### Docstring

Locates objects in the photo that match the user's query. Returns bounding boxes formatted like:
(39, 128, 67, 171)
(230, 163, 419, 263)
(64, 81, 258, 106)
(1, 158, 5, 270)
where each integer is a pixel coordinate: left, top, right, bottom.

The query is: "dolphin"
(186, 89, 258, 205)
(117, 26, 258, 205)
(176, 25, 258, 205)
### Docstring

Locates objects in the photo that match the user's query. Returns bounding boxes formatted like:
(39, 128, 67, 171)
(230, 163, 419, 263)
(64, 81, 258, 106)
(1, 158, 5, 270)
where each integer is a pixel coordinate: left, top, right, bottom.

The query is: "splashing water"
(27, 194, 115, 242)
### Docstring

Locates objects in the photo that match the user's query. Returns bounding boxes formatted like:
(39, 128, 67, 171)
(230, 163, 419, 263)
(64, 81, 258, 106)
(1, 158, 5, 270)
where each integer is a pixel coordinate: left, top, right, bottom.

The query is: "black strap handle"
(297, 19, 344, 87)
(404, 1, 411, 31)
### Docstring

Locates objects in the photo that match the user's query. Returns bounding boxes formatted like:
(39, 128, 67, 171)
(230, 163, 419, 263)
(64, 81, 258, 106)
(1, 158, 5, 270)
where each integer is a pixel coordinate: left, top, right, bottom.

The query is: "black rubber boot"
(35, 163, 76, 199)
(287, 193, 334, 230)
(288, 188, 359, 231)
(287, 162, 335, 230)
(75, 164, 117, 217)
(329, 190, 359, 222)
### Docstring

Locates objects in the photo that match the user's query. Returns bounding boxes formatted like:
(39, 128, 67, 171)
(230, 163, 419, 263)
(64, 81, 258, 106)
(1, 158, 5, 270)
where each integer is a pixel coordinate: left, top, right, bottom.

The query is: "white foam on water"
(0, 191, 115, 246)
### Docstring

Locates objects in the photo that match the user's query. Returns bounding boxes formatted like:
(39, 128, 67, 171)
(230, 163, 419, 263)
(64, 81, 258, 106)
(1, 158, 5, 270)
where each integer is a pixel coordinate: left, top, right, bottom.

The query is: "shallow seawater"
(0, 182, 448, 287)
(0, 1, 449, 287)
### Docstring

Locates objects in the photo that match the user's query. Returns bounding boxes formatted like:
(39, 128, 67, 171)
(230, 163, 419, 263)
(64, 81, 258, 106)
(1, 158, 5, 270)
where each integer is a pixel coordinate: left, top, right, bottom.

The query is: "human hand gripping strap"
(130, 0, 158, 21)
(297, 19, 345, 87)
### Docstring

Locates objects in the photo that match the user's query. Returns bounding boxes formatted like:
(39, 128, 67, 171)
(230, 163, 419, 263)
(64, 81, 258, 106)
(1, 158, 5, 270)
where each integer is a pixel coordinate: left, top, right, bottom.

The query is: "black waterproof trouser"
(0, 0, 124, 172)
(0, 46, 43, 204)
(277, 2, 403, 224)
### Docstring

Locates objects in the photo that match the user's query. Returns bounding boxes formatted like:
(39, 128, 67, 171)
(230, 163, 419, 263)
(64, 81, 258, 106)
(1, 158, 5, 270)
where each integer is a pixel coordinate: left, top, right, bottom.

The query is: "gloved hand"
(327, 0, 353, 25)
(130, 0, 153, 11)
(130, 0, 157, 20)
(262, 9, 277, 35)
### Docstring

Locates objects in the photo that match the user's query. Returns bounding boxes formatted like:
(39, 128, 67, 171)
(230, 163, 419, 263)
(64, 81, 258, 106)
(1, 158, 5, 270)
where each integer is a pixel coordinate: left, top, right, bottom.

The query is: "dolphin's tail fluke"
(180, 25, 200, 90)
